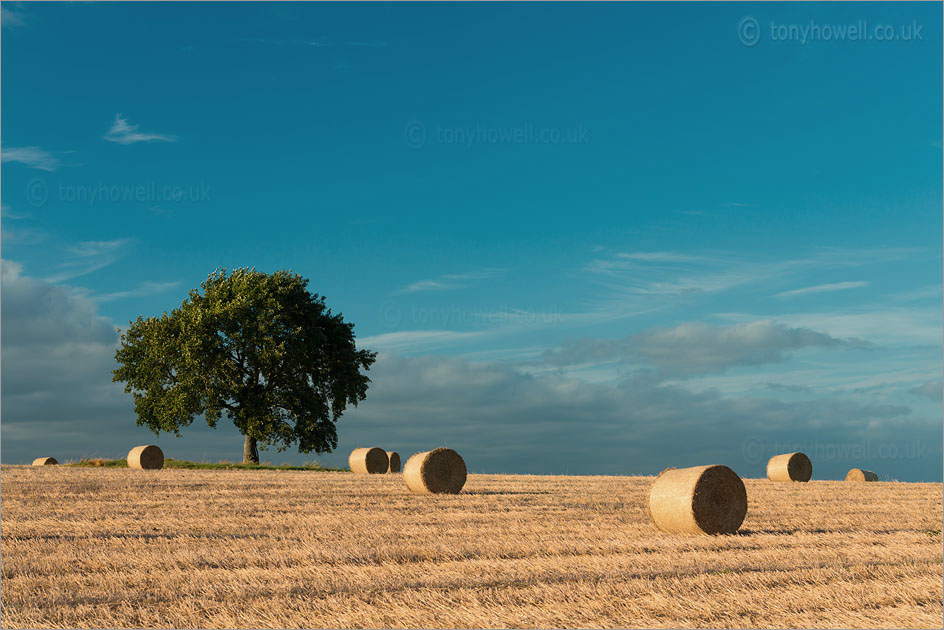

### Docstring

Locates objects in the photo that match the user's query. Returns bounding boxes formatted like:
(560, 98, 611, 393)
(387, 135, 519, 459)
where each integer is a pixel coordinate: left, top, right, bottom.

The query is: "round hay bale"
(403, 447, 467, 494)
(31, 457, 58, 466)
(845, 468, 878, 482)
(766, 452, 812, 482)
(387, 451, 401, 473)
(127, 445, 164, 470)
(348, 447, 389, 474)
(647, 464, 747, 535)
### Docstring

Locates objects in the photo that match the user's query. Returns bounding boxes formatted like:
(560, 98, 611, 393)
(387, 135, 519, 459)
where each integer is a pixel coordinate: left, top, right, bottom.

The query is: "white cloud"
(1, 146, 59, 171)
(776, 281, 870, 298)
(678, 353, 941, 399)
(0, 262, 208, 462)
(1, 261, 127, 431)
(543, 319, 871, 377)
(1, 261, 116, 347)
(334, 352, 935, 478)
(716, 308, 942, 348)
(910, 381, 943, 401)
(0, 263, 938, 479)
(104, 114, 176, 144)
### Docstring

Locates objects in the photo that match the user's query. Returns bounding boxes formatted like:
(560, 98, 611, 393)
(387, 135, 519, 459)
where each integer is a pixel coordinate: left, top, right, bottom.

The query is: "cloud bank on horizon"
(1, 2, 941, 480)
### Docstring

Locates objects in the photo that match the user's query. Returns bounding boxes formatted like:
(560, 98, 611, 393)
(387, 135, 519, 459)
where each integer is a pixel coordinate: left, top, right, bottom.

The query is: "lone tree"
(113, 268, 376, 464)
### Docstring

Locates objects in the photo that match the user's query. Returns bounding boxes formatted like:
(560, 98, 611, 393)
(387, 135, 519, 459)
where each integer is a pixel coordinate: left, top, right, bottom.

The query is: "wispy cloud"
(399, 268, 503, 293)
(1, 205, 30, 220)
(94, 281, 181, 303)
(238, 37, 303, 46)
(238, 37, 387, 49)
(2, 226, 47, 245)
(775, 281, 870, 298)
(1, 146, 59, 171)
(892, 285, 944, 303)
(765, 382, 814, 393)
(474, 307, 563, 326)
(585, 247, 913, 298)
(344, 41, 387, 48)
(442, 270, 504, 281)
(3, 201, 47, 245)
(1, 5, 25, 28)
(104, 115, 176, 145)
(400, 280, 452, 293)
(584, 250, 718, 275)
(45, 239, 134, 283)
(615, 251, 706, 263)
(388, 248, 924, 349)
(358, 330, 485, 352)
(311, 40, 388, 48)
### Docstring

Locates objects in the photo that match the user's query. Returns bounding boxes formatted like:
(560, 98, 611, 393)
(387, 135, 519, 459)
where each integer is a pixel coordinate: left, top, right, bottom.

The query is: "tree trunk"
(243, 435, 259, 465)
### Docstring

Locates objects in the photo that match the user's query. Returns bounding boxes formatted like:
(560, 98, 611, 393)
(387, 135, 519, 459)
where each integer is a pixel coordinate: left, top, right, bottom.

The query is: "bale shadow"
(736, 527, 916, 536)
(736, 528, 833, 536)
(10, 532, 258, 542)
(464, 490, 553, 496)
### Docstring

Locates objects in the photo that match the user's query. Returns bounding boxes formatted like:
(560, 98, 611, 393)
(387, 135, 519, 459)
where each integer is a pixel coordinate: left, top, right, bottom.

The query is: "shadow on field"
(464, 490, 553, 496)
(736, 527, 918, 536)
(11, 532, 256, 542)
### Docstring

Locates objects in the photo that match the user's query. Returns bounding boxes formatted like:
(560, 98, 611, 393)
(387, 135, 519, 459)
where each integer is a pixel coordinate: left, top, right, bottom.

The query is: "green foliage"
(113, 268, 376, 457)
(65, 458, 344, 471)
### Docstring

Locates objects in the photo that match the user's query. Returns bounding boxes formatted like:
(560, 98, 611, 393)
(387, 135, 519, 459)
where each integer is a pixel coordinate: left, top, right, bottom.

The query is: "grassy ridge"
(66, 458, 345, 471)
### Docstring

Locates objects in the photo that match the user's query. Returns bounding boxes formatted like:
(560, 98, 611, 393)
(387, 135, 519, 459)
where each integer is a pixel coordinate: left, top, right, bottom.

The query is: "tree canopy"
(113, 268, 376, 463)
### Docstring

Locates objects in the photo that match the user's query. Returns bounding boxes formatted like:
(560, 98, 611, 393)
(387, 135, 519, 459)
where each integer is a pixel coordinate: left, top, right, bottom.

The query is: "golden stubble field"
(2, 466, 941, 629)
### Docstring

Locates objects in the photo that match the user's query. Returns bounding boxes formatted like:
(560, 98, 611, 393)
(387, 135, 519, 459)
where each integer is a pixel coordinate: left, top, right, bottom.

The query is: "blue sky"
(2, 2, 941, 480)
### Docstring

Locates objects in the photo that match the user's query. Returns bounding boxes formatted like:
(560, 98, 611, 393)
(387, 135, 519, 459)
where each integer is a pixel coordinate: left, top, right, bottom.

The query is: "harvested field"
(1, 466, 941, 629)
